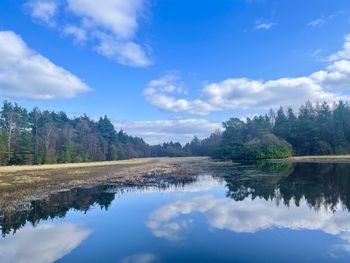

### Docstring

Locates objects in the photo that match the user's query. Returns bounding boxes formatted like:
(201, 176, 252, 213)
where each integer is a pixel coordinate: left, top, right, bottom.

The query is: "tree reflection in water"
(224, 162, 350, 212)
(0, 178, 197, 237)
(2, 162, 350, 238)
(0, 185, 115, 237)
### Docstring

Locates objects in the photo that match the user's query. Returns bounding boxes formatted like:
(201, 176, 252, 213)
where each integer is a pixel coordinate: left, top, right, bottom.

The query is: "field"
(0, 158, 157, 173)
(0, 157, 210, 210)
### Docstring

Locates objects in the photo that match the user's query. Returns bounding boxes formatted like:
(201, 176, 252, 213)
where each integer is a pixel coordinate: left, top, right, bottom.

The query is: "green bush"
(244, 134, 292, 159)
(216, 134, 292, 160)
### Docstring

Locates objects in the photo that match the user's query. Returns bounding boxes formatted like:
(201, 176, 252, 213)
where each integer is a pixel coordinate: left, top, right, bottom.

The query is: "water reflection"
(0, 176, 222, 237)
(1, 162, 350, 262)
(225, 162, 350, 211)
(0, 223, 90, 263)
(147, 194, 350, 250)
(0, 185, 115, 237)
(146, 162, 350, 254)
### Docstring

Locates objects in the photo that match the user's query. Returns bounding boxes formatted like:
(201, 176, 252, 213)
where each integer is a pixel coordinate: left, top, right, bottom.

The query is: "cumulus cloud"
(328, 34, 350, 61)
(66, 0, 142, 39)
(144, 75, 214, 115)
(26, 0, 151, 67)
(0, 223, 91, 263)
(115, 119, 221, 144)
(26, 0, 57, 26)
(147, 194, 350, 252)
(0, 31, 91, 100)
(144, 35, 350, 115)
(95, 32, 151, 67)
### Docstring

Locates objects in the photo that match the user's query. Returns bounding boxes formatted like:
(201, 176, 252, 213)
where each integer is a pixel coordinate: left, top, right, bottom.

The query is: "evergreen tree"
(0, 100, 349, 165)
(274, 107, 289, 139)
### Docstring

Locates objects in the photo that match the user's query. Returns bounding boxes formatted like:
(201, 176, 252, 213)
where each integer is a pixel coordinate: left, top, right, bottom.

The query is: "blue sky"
(1, 0, 350, 144)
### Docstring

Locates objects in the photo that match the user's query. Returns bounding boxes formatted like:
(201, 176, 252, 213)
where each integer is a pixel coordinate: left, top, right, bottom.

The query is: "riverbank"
(0, 158, 157, 173)
(0, 157, 210, 210)
(288, 155, 350, 163)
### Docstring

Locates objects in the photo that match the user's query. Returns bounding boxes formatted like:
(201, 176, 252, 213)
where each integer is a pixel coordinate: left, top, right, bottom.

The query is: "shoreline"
(0, 158, 158, 174)
(1, 154, 350, 173)
(287, 155, 350, 163)
(0, 157, 210, 210)
(1, 155, 350, 210)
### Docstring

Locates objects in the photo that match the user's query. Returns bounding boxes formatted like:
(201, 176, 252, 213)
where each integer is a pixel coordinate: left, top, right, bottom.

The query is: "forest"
(1, 100, 350, 165)
(0, 101, 190, 165)
(193, 100, 350, 160)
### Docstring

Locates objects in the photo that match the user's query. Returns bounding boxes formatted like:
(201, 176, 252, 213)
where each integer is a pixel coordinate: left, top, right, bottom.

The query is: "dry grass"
(0, 158, 157, 174)
(0, 157, 210, 209)
(292, 155, 350, 159)
(288, 155, 350, 163)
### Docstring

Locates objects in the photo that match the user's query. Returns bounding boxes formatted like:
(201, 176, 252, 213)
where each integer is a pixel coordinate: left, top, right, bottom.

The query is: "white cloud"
(95, 33, 151, 67)
(66, 0, 142, 39)
(26, 0, 151, 67)
(308, 17, 326, 27)
(147, 194, 350, 253)
(120, 253, 158, 263)
(255, 22, 276, 30)
(27, 0, 57, 26)
(144, 35, 350, 115)
(328, 34, 350, 61)
(115, 119, 221, 145)
(64, 25, 87, 44)
(308, 12, 338, 28)
(0, 31, 91, 100)
(144, 74, 214, 115)
(0, 223, 91, 263)
(311, 48, 323, 59)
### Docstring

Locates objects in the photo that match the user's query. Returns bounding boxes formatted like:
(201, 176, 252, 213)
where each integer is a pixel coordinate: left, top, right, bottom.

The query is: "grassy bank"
(0, 157, 210, 210)
(288, 155, 350, 163)
(0, 158, 157, 174)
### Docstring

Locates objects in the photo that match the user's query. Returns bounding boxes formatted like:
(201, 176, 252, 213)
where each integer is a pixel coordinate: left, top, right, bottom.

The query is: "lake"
(1, 161, 350, 263)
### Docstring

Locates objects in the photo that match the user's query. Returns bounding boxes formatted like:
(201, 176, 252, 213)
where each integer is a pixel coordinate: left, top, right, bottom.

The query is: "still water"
(1, 162, 350, 263)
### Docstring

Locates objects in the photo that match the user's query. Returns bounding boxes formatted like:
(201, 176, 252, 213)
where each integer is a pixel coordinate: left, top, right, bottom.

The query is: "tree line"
(0, 101, 194, 166)
(2, 100, 350, 165)
(185, 100, 350, 160)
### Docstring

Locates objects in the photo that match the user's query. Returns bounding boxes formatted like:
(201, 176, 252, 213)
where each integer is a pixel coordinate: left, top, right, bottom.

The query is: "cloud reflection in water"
(0, 223, 91, 263)
(147, 194, 350, 252)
